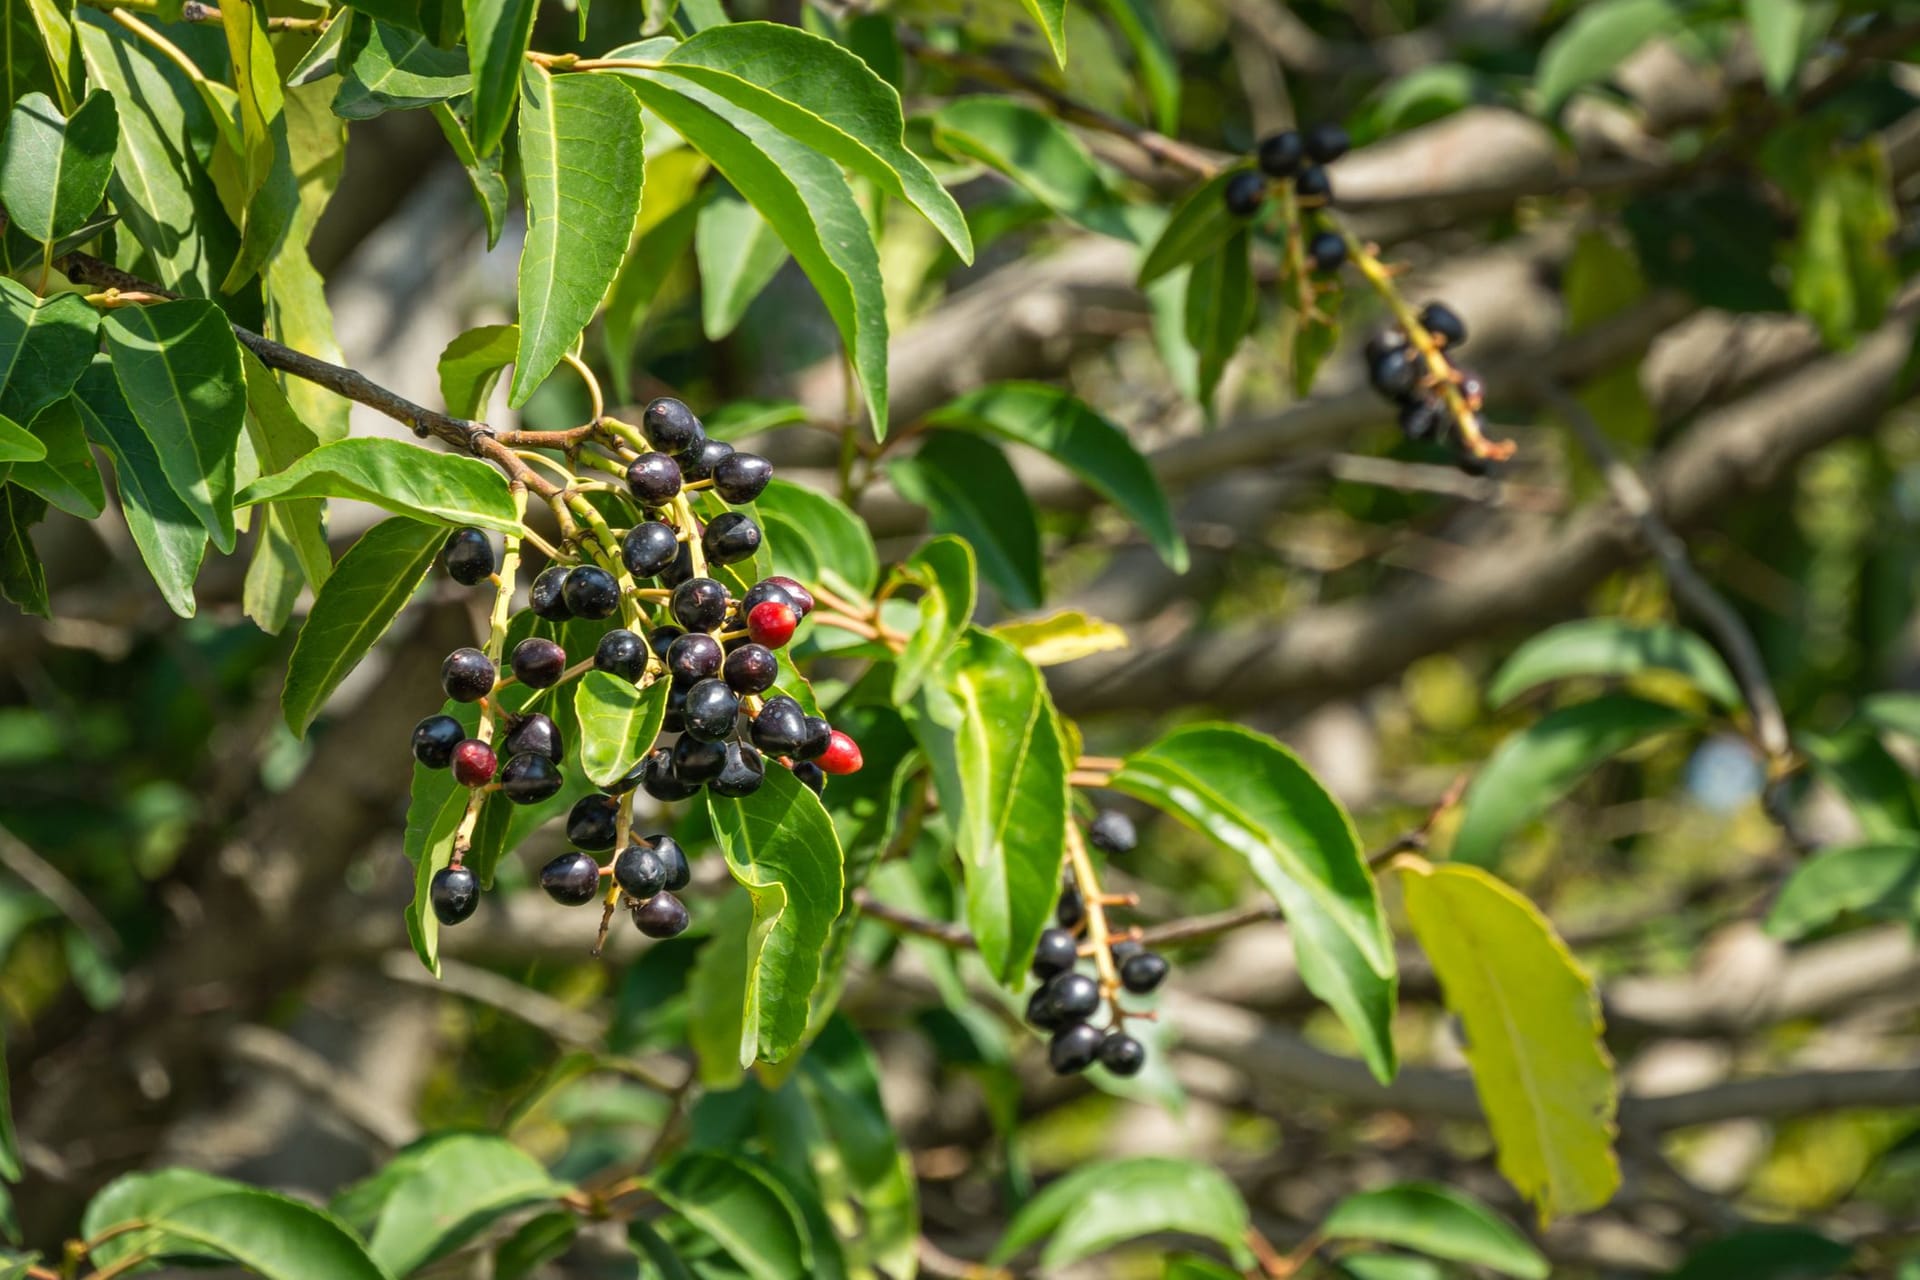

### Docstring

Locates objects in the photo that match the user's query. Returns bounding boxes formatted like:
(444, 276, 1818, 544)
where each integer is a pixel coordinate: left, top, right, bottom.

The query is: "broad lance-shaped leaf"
(796, 1017, 919, 1278)
(1535, 0, 1680, 115)
(510, 65, 645, 406)
(993, 1157, 1252, 1270)
(575, 671, 669, 787)
(649, 21, 971, 260)
(933, 97, 1142, 244)
(928, 381, 1186, 573)
(1014, 0, 1067, 68)
(333, 14, 471, 119)
(10, 397, 103, 518)
(432, 99, 508, 249)
(463, 0, 537, 156)
(281, 517, 444, 736)
(217, 0, 298, 291)
(909, 627, 1069, 985)
(0, 90, 117, 242)
(696, 189, 789, 340)
(1321, 1182, 1549, 1279)
(0, 483, 48, 616)
(706, 762, 845, 1065)
(1765, 840, 1920, 941)
(648, 1152, 812, 1280)
(752, 478, 878, 597)
(1110, 722, 1397, 1082)
(84, 1171, 388, 1280)
(992, 610, 1128, 667)
(1488, 618, 1743, 709)
(892, 534, 975, 703)
(0, 276, 98, 426)
(102, 300, 246, 553)
(339, 1133, 569, 1278)
(887, 431, 1044, 610)
(1397, 860, 1619, 1222)
(0, 413, 42, 464)
(1185, 227, 1255, 415)
(439, 323, 518, 419)
(235, 436, 520, 531)
(1139, 167, 1245, 286)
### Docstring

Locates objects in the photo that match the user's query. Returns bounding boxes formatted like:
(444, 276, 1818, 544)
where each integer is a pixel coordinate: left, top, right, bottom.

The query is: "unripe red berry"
(451, 738, 497, 786)
(819, 729, 862, 775)
(747, 600, 798, 649)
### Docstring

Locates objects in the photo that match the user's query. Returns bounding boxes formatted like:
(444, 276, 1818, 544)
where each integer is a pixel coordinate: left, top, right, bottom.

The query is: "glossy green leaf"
(993, 1157, 1251, 1269)
(281, 517, 443, 736)
(1670, 1227, 1850, 1279)
(84, 1169, 260, 1266)
(493, 1211, 576, 1280)
(575, 670, 669, 787)
(652, 20, 971, 260)
(235, 437, 520, 531)
(1185, 227, 1255, 415)
(438, 323, 518, 420)
(0, 89, 116, 243)
(0, 276, 98, 426)
(432, 98, 508, 248)
(893, 534, 975, 702)
(1398, 860, 1620, 1222)
(652, 1152, 812, 1280)
(887, 430, 1043, 610)
(511, 66, 645, 406)
(0, 414, 37, 464)
(147, 1191, 389, 1280)
(910, 628, 1070, 985)
(286, 12, 349, 84)
(333, 14, 471, 119)
(752, 478, 878, 596)
(0, 484, 47, 616)
(1138, 167, 1243, 286)
(1801, 725, 1920, 843)
(1535, 0, 1680, 114)
(9, 397, 99, 518)
(1336, 1257, 1447, 1280)
(1489, 619, 1743, 708)
(929, 380, 1186, 573)
(1, 0, 59, 111)
(1322, 1182, 1548, 1278)
(628, 1219, 697, 1278)
(354, 1133, 569, 1277)
(1112, 722, 1396, 1081)
(217, 0, 298, 291)
(993, 609, 1127, 666)
(1013, 0, 1067, 67)
(1451, 695, 1693, 866)
(707, 761, 845, 1065)
(1093, 0, 1177, 131)
(1765, 840, 1920, 940)
(239, 349, 332, 593)
(933, 97, 1140, 243)
(704, 398, 806, 440)
(696, 188, 788, 339)
(796, 1017, 918, 1278)
(102, 299, 246, 553)
(72, 360, 206, 617)
(601, 145, 708, 400)
(462, 0, 537, 155)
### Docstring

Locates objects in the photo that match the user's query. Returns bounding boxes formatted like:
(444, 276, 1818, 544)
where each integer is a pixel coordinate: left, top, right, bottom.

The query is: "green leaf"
(0, 0, 59, 111)
(575, 670, 669, 787)
(1092, 0, 1178, 133)
(333, 14, 471, 119)
(235, 436, 521, 531)
(10, 398, 100, 518)
(696, 188, 788, 339)
(286, 12, 349, 84)
(462, 0, 537, 155)
(239, 348, 332, 588)
(887, 430, 1043, 610)
(993, 1157, 1251, 1269)
(993, 609, 1128, 666)
(354, 1133, 568, 1278)
(1765, 840, 1920, 940)
(932, 97, 1140, 243)
(0, 276, 98, 426)
(1336, 1257, 1447, 1280)
(1291, 282, 1340, 398)
(1184, 227, 1255, 415)
(438, 323, 518, 420)
(752, 477, 878, 596)
(1321, 1182, 1548, 1278)
(1013, 0, 1067, 67)
(1536, 0, 1680, 114)
(651, 1151, 811, 1280)
(628, 1219, 697, 1279)
(0, 484, 47, 616)
(1489, 619, 1743, 709)
(146, 1191, 390, 1280)
(281, 517, 443, 736)
(703, 397, 806, 440)
(493, 1211, 576, 1280)
(892, 534, 975, 702)
(217, 0, 298, 291)
(1801, 725, 1920, 843)
(909, 628, 1069, 985)
(1862, 692, 1920, 742)
(0, 413, 41, 464)
(0, 89, 116, 243)
(432, 98, 508, 249)
(1746, 0, 1818, 97)
(706, 763, 845, 1065)
(1670, 1227, 1850, 1279)
(1138, 167, 1242, 286)
(1397, 861, 1620, 1222)
(510, 66, 645, 405)
(84, 1169, 256, 1266)
(73, 359, 206, 617)
(0, 1023, 17, 1183)
(928, 381, 1185, 573)
(1111, 722, 1396, 1081)
(796, 1017, 918, 1278)
(1778, 139, 1897, 348)
(1451, 695, 1693, 866)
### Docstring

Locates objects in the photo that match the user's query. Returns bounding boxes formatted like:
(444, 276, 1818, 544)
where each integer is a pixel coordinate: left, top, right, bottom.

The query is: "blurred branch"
(219, 1024, 416, 1152)
(0, 825, 119, 957)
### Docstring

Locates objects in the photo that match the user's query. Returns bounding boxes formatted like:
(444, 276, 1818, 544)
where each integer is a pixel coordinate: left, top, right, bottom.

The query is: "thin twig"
(0, 824, 119, 955)
(853, 887, 976, 948)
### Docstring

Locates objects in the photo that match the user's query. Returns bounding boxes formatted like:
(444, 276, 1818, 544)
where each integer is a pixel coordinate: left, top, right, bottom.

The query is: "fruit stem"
(571, 450, 627, 481)
(561, 351, 605, 426)
(668, 494, 709, 579)
(1065, 822, 1123, 1004)
(599, 416, 649, 452)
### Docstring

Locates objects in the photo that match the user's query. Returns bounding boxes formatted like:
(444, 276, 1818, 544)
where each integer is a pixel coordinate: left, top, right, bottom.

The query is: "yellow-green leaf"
(992, 609, 1128, 667)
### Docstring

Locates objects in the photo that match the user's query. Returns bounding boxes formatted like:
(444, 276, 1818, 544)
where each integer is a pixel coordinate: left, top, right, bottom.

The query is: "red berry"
(819, 729, 862, 775)
(451, 738, 497, 786)
(765, 575, 814, 618)
(747, 600, 798, 648)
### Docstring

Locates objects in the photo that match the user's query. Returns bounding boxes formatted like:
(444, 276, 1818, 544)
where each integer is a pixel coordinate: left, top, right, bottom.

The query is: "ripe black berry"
(1121, 951, 1169, 994)
(412, 714, 465, 768)
(682, 678, 741, 743)
(709, 742, 764, 798)
(451, 738, 496, 787)
(792, 760, 825, 795)
(643, 397, 705, 453)
(1307, 231, 1347, 273)
(1110, 938, 1143, 966)
(1303, 121, 1350, 164)
(563, 565, 620, 619)
(1026, 985, 1072, 1032)
(529, 565, 572, 621)
(567, 793, 620, 850)
(1056, 883, 1085, 930)
(540, 851, 602, 905)
(442, 527, 494, 585)
(595, 628, 648, 681)
(1098, 1032, 1146, 1077)
(1046, 971, 1101, 1021)
(1418, 301, 1466, 349)
(723, 644, 777, 695)
(659, 539, 696, 588)
(1223, 170, 1267, 218)
(702, 512, 761, 566)
(765, 576, 815, 618)
(1365, 327, 1409, 364)
(1399, 397, 1445, 441)
(623, 521, 680, 580)
(626, 451, 682, 505)
(662, 685, 687, 734)
(672, 734, 727, 783)
(633, 890, 690, 938)
(676, 438, 735, 483)
(671, 578, 730, 632)
(712, 452, 773, 504)
(500, 752, 563, 804)
(648, 625, 685, 658)
(796, 715, 832, 761)
(642, 747, 702, 802)
(441, 647, 496, 702)
(510, 637, 566, 688)
(1088, 811, 1136, 855)
(602, 754, 651, 796)
(503, 712, 563, 763)
(653, 835, 691, 890)
(1368, 344, 1421, 401)
(1032, 927, 1079, 979)
(614, 842, 668, 899)
(1295, 165, 1332, 205)
(749, 695, 807, 755)
(1049, 1023, 1103, 1075)
(667, 632, 723, 683)
(430, 865, 479, 925)
(1256, 130, 1304, 178)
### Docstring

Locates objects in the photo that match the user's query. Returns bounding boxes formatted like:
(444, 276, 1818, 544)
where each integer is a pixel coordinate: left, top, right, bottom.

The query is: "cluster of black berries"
(1024, 812, 1169, 1077)
(1363, 303, 1485, 463)
(543, 799, 696, 938)
(1223, 122, 1351, 274)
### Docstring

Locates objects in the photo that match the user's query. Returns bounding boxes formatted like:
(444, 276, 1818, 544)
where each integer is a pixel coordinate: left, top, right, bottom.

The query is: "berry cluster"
(1023, 811, 1169, 1078)
(406, 397, 864, 940)
(1223, 122, 1350, 278)
(1364, 302, 1492, 470)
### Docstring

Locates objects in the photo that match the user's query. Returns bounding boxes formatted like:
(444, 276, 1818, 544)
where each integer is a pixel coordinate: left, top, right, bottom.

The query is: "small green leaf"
(1397, 861, 1620, 1222)
(333, 14, 471, 119)
(992, 609, 1127, 667)
(1862, 692, 1920, 742)
(1451, 695, 1693, 866)
(1745, 0, 1818, 97)
(0, 276, 99, 426)
(0, 89, 116, 243)
(281, 517, 444, 736)
(933, 97, 1140, 243)
(1092, 0, 1178, 133)
(1535, 0, 1681, 115)
(1138, 168, 1242, 286)
(438, 323, 518, 420)
(1801, 725, 1920, 842)
(1765, 840, 1920, 940)
(352, 1133, 569, 1278)
(752, 478, 878, 596)
(650, 1152, 812, 1280)
(892, 535, 975, 702)
(462, 0, 537, 155)
(235, 436, 521, 531)
(887, 431, 1043, 611)
(1670, 1227, 1850, 1280)
(432, 98, 508, 248)
(696, 188, 789, 339)
(10, 398, 101, 518)
(796, 1017, 919, 1278)
(993, 1157, 1252, 1269)
(1489, 619, 1743, 709)
(1184, 227, 1255, 415)
(1013, 0, 1067, 67)
(575, 670, 669, 787)
(0, 413, 43, 464)
(1321, 1182, 1548, 1278)
(0, 484, 47, 616)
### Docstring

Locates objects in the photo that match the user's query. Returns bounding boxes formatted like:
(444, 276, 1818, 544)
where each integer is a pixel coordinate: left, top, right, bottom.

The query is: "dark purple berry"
(1121, 951, 1169, 994)
(723, 644, 777, 695)
(430, 865, 479, 925)
(1032, 927, 1079, 979)
(441, 647, 496, 702)
(1049, 1022, 1103, 1075)
(540, 851, 602, 906)
(792, 760, 825, 795)
(1256, 130, 1304, 178)
(567, 793, 620, 850)
(412, 714, 465, 768)
(500, 752, 563, 804)
(595, 628, 648, 681)
(563, 565, 620, 619)
(1026, 985, 1071, 1032)
(1088, 811, 1136, 855)
(662, 684, 688, 734)
(442, 527, 494, 585)
(622, 521, 680, 580)
(643, 397, 705, 453)
(1365, 327, 1408, 364)
(503, 712, 563, 763)
(708, 742, 764, 798)
(659, 539, 696, 588)
(1295, 165, 1332, 205)
(1368, 344, 1421, 401)
(648, 625, 685, 658)
(672, 734, 727, 783)
(676, 438, 734, 483)
(529, 565, 572, 621)
(1223, 170, 1267, 218)
(1056, 883, 1085, 930)
(1418, 301, 1466, 349)
(1098, 1032, 1146, 1076)
(702, 512, 761, 566)
(653, 835, 691, 890)
(510, 637, 566, 688)
(1400, 397, 1446, 441)
(615, 842, 668, 899)
(642, 747, 702, 802)
(712, 452, 773, 504)
(1302, 121, 1349, 164)
(1045, 970, 1101, 1021)
(749, 695, 807, 755)
(739, 579, 797, 617)
(796, 715, 832, 761)
(601, 754, 651, 796)
(626, 451, 683, 505)
(668, 632, 724, 683)
(1307, 230, 1347, 273)
(682, 678, 740, 743)
(671, 577, 730, 632)
(633, 889, 690, 938)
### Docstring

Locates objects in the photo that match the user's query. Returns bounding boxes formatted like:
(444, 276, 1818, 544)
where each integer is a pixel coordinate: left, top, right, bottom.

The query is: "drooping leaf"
(1488, 618, 1743, 709)
(993, 609, 1128, 666)
(235, 436, 521, 531)
(892, 534, 975, 702)
(1745, 0, 1820, 96)
(333, 14, 471, 119)
(1013, 0, 1067, 66)
(1764, 840, 1920, 940)
(217, 0, 299, 291)
(650, 1152, 812, 1280)
(83, 1169, 264, 1267)
(432, 98, 508, 248)
(462, 0, 538, 155)
(1397, 860, 1620, 1222)
(1184, 227, 1255, 416)
(1535, 0, 1681, 115)
(1321, 1182, 1549, 1278)
(0, 0, 59, 111)
(1111, 722, 1397, 1081)
(438, 323, 518, 420)
(0, 276, 98, 426)
(601, 144, 708, 400)
(795, 1017, 919, 1278)
(1138, 167, 1243, 286)
(993, 1157, 1252, 1269)
(1669, 1227, 1851, 1280)
(887, 430, 1044, 610)
(351, 1133, 569, 1278)
(239, 349, 332, 592)
(575, 670, 669, 787)
(1093, 0, 1178, 132)
(932, 97, 1140, 243)
(281, 517, 444, 736)
(0, 89, 116, 243)
(752, 478, 878, 596)
(10, 397, 101, 518)
(695, 188, 789, 339)
(85, 1173, 388, 1280)
(1801, 725, 1920, 843)
(0, 484, 47, 616)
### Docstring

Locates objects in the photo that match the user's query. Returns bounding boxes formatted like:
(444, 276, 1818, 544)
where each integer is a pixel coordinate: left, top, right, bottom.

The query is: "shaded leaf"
(696, 188, 788, 339)
(1670, 1227, 1850, 1280)
(992, 609, 1127, 666)
(0, 485, 46, 616)
(432, 98, 508, 248)
(1746, 0, 1818, 96)
(333, 14, 471, 119)
(0, 276, 98, 426)
(1093, 0, 1178, 133)
(1138, 167, 1242, 286)
(353, 1133, 569, 1278)
(1765, 841, 1920, 940)
(651, 1150, 811, 1280)
(438, 322, 518, 420)
(993, 1157, 1251, 1269)
(217, 0, 299, 291)
(892, 534, 975, 702)
(1014, 0, 1067, 67)
(0, 89, 116, 243)
(235, 436, 520, 531)
(10, 397, 101, 518)
(0, 414, 40, 463)
(1488, 619, 1743, 709)
(1185, 227, 1254, 415)
(462, 0, 537, 155)
(1801, 725, 1920, 842)
(1321, 1182, 1548, 1278)
(752, 477, 878, 596)
(887, 430, 1043, 610)
(933, 97, 1139, 243)
(796, 1017, 918, 1278)
(1535, 0, 1680, 114)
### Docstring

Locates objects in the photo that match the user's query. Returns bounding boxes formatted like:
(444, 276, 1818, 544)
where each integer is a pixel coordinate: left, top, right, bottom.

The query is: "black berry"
(1365, 327, 1409, 365)
(442, 527, 494, 585)
(1307, 230, 1347, 273)
(510, 637, 566, 688)
(682, 678, 741, 743)
(529, 565, 573, 621)
(648, 625, 685, 658)
(708, 742, 764, 798)
(765, 576, 815, 618)
(659, 539, 696, 589)
(623, 521, 681, 579)
(792, 760, 825, 795)
(567, 793, 620, 850)
(1121, 951, 1169, 994)
(615, 842, 668, 899)
(1088, 811, 1136, 855)
(1031, 927, 1079, 979)
(1368, 344, 1421, 401)
(653, 835, 691, 890)
(667, 632, 724, 683)
(1303, 121, 1350, 164)
(595, 628, 648, 681)
(1098, 1032, 1146, 1077)
(702, 512, 761, 566)
(676, 438, 734, 483)
(500, 752, 563, 804)
(662, 685, 688, 734)
(1026, 985, 1072, 1032)
(1418, 301, 1466, 349)
(749, 695, 807, 755)
(671, 578, 730, 632)
(1399, 397, 1446, 441)
(712, 452, 773, 504)
(796, 715, 832, 761)
(441, 647, 496, 702)
(602, 753, 651, 796)
(412, 714, 465, 768)
(1256, 130, 1304, 178)
(1046, 970, 1101, 1021)
(626, 451, 682, 505)
(642, 748, 703, 802)
(672, 734, 727, 783)
(643, 397, 705, 453)
(430, 865, 479, 926)
(633, 890, 690, 938)
(503, 712, 563, 763)
(1223, 170, 1267, 218)
(1049, 1022, 1103, 1075)
(723, 644, 778, 695)
(563, 565, 620, 620)
(540, 851, 602, 905)
(1056, 883, 1085, 930)
(1295, 165, 1332, 205)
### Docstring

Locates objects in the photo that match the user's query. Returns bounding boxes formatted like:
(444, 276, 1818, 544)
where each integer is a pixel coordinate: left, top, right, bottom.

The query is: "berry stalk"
(452, 483, 529, 867)
(1064, 821, 1123, 1009)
